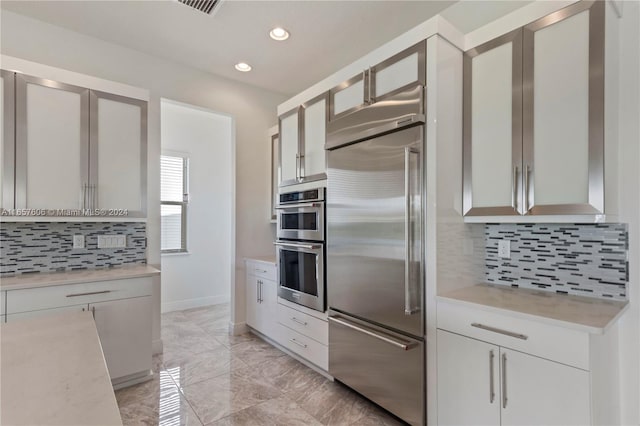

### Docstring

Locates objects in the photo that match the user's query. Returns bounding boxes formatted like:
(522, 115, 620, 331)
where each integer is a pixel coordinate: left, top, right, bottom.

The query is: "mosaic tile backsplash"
(485, 223, 628, 300)
(0, 222, 146, 276)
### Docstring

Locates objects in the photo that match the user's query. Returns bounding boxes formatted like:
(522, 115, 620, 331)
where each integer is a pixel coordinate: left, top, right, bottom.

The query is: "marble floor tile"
(208, 395, 323, 426)
(116, 370, 203, 426)
(164, 346, 250, 388)
(255, 355, 327, 395)
(115, 305, 410, 426)
(228, 338, 287, 366)
(180, 368, 282, 425)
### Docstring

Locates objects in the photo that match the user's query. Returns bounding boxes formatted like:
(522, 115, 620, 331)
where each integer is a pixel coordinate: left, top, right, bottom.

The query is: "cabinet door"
(371, 41, 426, 102)
(6, 304, 86, 323)
(500, 349, 590, 426)
(256, 278, 278, 337)
(15, 74, 89, 210)
(1, 70, 15, 209)
(245, 274, 259, 330)
(90, 91, 146, 216)
(328, 71, 367, 121)
(301, 93, 327, 181)
(522, 1, 604, 215)
(278, 108, 300, 186)
(90, 296, 152, 381)
(463, 29, 523, 216)
(437, 330, 500, 426)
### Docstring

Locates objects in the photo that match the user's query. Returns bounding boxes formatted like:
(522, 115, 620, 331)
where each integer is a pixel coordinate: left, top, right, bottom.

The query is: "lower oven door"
(328, 311, 424, 425)
(275, 241, 325, 312)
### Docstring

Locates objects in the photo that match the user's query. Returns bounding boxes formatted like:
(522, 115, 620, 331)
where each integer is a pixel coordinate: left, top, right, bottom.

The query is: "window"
(161, 154, 189, 253)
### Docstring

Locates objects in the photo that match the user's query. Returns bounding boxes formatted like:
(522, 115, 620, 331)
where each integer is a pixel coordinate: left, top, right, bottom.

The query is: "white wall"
(616, 1, 640, 424)
(160, 100, 233, 313)
(0, 10, 287, 348)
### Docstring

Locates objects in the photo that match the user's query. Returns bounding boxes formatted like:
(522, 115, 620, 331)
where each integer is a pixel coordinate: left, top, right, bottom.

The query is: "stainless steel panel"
(14, 74, 90, 210)
(329, 311, 424, 425)
(90, 90, 148, 217)
(327, 125, 423, 337)
(463, 28, 523, 216)
(326, 84, 425, 150)
(1, 70, 15, 209)
(522, 0, 604, 215)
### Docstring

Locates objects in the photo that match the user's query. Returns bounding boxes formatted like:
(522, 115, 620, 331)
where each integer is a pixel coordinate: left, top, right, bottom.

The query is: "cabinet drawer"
(277, 303, 328, 345)
(437, 301, 589, 370)
(6, 277, 153, 314)
(278, 323, 328, 371)
(246, 261, 277, 281)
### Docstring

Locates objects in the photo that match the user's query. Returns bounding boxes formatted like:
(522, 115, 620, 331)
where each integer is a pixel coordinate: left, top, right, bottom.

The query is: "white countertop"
(438, 284, 629, 334)
(0, 311, 123, 425)
(245, 256, 277, 265)
(0, 264, 160, 291)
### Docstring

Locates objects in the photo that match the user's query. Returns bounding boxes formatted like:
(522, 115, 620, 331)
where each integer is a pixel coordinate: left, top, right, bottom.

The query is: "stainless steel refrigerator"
(326, 85, 425, 425)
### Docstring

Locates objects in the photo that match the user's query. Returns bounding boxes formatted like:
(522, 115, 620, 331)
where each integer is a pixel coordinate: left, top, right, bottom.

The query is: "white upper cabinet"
(91, 91, 147, 216)
(1, 70, 15, 209)
(278, 92, 328, 187)
(464, 1, 606, 219)
(463, 30, 522, 216)
(15, 75, 89, 210)
(1, 70, 148, 217)
(302, 96, 327, 178)
(523, 1, 603, 215)
(330, 73, 366, 119)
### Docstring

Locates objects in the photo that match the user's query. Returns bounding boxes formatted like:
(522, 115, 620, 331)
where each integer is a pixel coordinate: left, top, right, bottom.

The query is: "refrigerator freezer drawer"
(328, 312, 424, 425)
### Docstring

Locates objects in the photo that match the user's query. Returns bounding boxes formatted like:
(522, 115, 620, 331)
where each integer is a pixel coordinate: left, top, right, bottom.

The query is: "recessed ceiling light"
(234, 62, 252, 72)
(269, 27, 290, 41)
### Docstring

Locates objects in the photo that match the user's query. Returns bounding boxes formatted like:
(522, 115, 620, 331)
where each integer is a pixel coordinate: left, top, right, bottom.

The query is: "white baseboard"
(161, 295, 230, 313)
(229, 321, 248, 336)
(152, 339, 163, 355)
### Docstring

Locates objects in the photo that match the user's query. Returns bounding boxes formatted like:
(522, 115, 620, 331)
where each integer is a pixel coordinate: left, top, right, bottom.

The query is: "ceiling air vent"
(177, 0, 220, 15)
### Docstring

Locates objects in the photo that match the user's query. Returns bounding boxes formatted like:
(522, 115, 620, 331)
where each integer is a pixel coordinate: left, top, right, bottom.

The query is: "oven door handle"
(275, 202, 323, 210)
(274, 241, 322, 250)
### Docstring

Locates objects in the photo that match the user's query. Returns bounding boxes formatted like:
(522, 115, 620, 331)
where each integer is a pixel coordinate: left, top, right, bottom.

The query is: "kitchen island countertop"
(0, 310, 123, 425)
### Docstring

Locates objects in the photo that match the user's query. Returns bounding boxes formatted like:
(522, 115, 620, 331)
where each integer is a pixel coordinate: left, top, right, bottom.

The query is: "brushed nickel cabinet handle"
(489, 349, 495, 404)
(502, 352, 508, 409)
(471, 323, 528, 340)
(512, 166, 519, 210)
(289, 338, 307, 349)
(291, 317, 307, 326)
(524, 165, 531, 213)
(66, 290, 112, 298)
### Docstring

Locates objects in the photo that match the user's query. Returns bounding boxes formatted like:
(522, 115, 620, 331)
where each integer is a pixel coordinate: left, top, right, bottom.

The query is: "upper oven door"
(276, 202, 324, 241)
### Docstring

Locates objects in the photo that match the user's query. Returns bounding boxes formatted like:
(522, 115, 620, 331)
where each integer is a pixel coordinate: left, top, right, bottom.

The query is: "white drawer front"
(277, 303, 328, 345)
(437, 302, 589, 370)
(7, 277, 153, 314)
(246, 261, 277, 281)
(278, 323, 328, 371)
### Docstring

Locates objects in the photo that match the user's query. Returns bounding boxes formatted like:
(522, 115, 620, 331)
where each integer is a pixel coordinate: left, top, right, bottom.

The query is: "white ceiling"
(0, 0, 532, 97)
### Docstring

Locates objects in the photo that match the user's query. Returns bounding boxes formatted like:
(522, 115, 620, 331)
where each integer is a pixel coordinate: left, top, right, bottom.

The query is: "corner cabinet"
(278, 92, 327, 187)
(1, 70, 147, 217)
(245, 259, 278, 337)
(5, 276, 153, 387)
(463, 1, 607, 219)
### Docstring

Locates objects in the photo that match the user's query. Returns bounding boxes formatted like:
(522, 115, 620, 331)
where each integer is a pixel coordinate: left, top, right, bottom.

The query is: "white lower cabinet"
(245, 260, 278, 337)
(437, 300, 617, 426)
(245, 258, 329, 371)
(5, 277, 153, 386)
(437, 330, 589, 426)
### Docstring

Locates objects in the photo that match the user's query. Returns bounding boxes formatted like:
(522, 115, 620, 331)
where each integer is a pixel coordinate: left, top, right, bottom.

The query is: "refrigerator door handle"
(404, 146, 420, 315)
(329, 315, 418, 351)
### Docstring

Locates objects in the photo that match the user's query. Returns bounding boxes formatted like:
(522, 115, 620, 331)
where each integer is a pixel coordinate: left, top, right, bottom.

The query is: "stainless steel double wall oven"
(275, 188, 326, 312)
